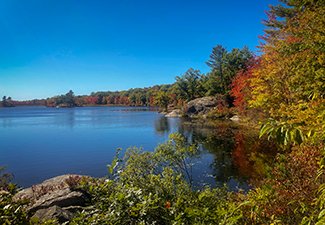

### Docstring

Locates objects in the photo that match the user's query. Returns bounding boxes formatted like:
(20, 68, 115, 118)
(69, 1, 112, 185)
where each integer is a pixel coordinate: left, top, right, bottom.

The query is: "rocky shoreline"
(164, 96, 238, 121)
(12, 97, 241, 223)
(14, 174, 90, 224)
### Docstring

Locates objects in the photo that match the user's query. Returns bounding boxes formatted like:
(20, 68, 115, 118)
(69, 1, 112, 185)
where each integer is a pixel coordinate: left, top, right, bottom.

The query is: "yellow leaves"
(247, 2, 325, 140)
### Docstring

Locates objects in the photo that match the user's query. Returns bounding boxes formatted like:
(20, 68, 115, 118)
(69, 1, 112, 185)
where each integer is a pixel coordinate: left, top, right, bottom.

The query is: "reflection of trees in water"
(232, 133, 251, 179)
(190, 126, 238, 184)
(232, 132, 275, 180)
(175, 121, 274, 186)
(1, 117, 13, 128)
(154, 117, 275, 186)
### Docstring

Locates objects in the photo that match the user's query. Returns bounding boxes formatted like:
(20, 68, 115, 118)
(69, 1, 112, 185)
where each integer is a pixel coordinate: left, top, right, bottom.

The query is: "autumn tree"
(237, 2, 325, 224)
(249, 0, 325, 136)
(154, 91, 170, 112)
(230, 58, 260, 111)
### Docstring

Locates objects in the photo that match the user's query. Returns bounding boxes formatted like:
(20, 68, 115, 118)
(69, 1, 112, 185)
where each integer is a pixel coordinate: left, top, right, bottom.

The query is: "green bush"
(71, 133, 244, 225)
(0, 167, 29, 225)
(2, 133, 322, 224)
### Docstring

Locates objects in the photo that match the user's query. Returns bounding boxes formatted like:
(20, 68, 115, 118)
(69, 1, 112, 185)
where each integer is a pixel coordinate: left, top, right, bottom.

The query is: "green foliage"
(205, 104, 234, 119)
(52, 90, 76, 107)
(206, 45, 253, 95)
(249, 0, 325, 136)
(0, 167, 15, 193)
(0, 168, 59, 225)
(174, 68, 205, 102)
(0, 191, 30, 225)
(154, 133, 199, 182)
(71, 133, 244, 225)
(2, 1, 324, 224)
(243, 1, 325, 224)
(41, 44, 253, 109)
(154, 91, 170, 112)
(0, 168, 28, 225)
(259, 119, 305, 148)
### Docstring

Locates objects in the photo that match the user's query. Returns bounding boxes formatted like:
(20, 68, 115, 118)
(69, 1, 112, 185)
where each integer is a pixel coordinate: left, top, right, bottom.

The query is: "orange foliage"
(262, 145, 322, 222)
(230, 58, 260, 112)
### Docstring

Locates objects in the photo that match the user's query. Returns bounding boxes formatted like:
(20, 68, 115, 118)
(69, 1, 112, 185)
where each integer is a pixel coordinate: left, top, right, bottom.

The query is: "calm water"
(0, 106, 268, 189)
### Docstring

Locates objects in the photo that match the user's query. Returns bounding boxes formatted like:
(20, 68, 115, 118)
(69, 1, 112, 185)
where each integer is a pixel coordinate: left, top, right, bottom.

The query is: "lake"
(0, 106, 270, 189)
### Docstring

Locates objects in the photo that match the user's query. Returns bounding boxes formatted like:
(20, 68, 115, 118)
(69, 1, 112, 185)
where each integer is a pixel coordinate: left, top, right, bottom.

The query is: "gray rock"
(14, 174, 87, 213)
(28, 189, 86, 212)
(32, 205, 74, 223)
(62, 205, 85, 213)
(14, 175, 81, 200)
(185, 96, 227, 117)
(165, 109, 182, 118)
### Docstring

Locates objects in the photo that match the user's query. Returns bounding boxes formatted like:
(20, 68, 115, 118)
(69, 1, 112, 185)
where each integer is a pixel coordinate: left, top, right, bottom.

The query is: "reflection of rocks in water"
(154, 116, 170, 134)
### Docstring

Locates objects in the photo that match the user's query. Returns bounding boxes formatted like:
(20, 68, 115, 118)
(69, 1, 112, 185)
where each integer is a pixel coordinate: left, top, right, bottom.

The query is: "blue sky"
(0, 0, 279, 100)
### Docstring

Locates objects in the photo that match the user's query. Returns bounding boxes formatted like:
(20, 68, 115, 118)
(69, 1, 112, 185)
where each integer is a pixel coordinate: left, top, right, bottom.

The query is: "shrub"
(239, 144, 324, 224)
(71, 133, 244, 225)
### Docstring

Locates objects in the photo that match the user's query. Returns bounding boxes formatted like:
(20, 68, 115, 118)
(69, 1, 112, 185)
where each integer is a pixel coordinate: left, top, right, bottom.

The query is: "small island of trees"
(1, 96, 14, 107)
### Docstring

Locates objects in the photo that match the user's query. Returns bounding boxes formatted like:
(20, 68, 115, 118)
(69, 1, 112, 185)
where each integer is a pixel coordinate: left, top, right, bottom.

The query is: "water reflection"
(154, 116, 170, 135)
(0, 107, 274, 188)
(154, 117, 274, 189)
(53, 109, 76, 128)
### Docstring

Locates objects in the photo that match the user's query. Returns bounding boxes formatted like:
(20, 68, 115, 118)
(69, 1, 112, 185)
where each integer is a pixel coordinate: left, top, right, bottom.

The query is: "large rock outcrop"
(14, 174, 88, 223)
(185, 96, 228, 117)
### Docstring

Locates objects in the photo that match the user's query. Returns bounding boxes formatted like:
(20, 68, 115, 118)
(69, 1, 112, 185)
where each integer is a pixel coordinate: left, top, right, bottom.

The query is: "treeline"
(45, 85, 172, 108)
(44, 46, 253, 109)
(4, 44, 253, 109)
(12, 99, 46, 106)
(0, 96, 46, 107)
(1, 0, 324, 224)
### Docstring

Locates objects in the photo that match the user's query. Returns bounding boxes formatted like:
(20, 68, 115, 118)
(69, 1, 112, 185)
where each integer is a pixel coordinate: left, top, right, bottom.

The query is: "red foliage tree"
(230, 58, 260, 112)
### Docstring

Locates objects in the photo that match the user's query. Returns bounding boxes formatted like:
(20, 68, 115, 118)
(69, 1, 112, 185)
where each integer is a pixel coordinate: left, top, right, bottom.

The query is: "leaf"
(318, 209, 325, 220)
(259, 123, 271, 138)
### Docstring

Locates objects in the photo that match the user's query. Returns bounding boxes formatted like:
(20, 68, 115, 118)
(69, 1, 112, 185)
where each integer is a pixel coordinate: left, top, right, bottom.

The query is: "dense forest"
(1, 0, 324, 224)
(2, 45, 253, 109)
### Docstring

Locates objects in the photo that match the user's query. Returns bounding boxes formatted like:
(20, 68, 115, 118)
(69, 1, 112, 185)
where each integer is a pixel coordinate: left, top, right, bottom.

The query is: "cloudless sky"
(0, 0, 279, 100)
